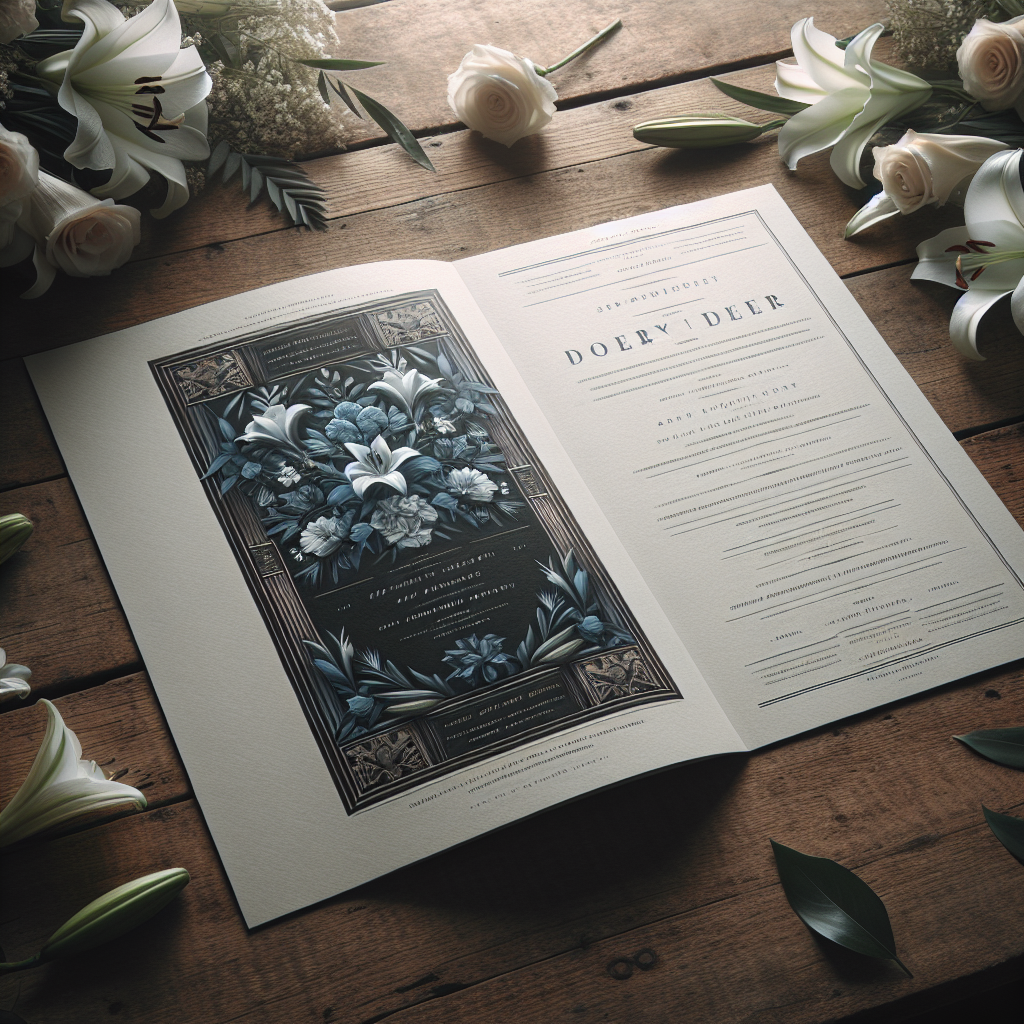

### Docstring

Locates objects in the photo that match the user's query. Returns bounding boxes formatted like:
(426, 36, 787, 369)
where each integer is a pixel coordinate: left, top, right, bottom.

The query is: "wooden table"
(1, 1, 1021, 1021)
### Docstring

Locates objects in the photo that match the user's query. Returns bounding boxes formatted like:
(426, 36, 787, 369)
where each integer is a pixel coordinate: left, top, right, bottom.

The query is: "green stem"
(930, 83, 975, 103)
(0, 955, 41, 974)
(535, 18, 621, 76)
(761, 119, 788, 132)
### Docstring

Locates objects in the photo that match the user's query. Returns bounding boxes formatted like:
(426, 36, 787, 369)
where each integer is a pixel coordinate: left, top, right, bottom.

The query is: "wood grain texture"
(960, 423, 1024, 521)
(0, 672, 186, 813)
(332, 0, 886, 144)
(119, 59, 910, 267)
(0, 665, 1019, 1024)
(0, 359, 65, 493)
(0, 479, 141, 693)
(847, 271, 1024, 435)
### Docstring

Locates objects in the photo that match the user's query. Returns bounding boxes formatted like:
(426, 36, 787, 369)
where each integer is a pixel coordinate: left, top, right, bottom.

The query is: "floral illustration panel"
(152, 291, 681, 810)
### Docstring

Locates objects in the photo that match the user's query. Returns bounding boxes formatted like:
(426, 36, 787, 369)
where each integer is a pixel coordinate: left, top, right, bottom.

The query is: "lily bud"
(633, 115, 784, 149)
(0, 513, 33, 565)
(38, 868, 190, 964)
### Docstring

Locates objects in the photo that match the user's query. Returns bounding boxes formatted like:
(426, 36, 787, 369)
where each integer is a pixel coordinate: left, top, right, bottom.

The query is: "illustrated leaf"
(982, 806, 1024, 863)
(770, 839, 912, 976)
(711, 78, 810, 115)
(346, 85, 436, 171)
(954, 727, 1024, 770)
(297, 58, 386, 71)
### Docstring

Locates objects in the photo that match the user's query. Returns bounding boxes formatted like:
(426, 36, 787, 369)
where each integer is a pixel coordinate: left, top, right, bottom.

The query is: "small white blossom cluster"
(886, 0, 1005, 67)
(203, 0, 348, 159)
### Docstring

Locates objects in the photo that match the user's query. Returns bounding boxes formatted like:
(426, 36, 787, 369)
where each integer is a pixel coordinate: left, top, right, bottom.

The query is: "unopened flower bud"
(0, 513, 33, 565)
(39, 868, 190, 962)
(632, 115, 784, 148)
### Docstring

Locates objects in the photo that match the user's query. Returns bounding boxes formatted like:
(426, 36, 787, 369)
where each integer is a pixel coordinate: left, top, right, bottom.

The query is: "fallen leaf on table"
(770, 839, 912, 976)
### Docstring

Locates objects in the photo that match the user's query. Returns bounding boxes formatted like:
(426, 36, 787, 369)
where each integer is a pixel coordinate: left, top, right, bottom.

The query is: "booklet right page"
(457, 185, 1024, 749)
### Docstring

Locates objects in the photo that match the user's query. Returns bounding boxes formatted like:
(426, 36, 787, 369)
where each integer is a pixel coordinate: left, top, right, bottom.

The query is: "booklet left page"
(26, 260, 741, 927)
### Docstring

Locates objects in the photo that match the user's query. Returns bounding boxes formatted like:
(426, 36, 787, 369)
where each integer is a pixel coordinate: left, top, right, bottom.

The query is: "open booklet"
(26, 185, 1024, 927)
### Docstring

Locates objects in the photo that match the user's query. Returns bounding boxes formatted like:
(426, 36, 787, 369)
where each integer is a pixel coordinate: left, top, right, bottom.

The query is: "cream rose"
(447, 44, 558, 147)
(956, 16, 1024, 116)
(0, 125, 40, 206)
(0, 0, 38, 44)
(873, 130, 1009, 214)
(24, 169, 141, 279)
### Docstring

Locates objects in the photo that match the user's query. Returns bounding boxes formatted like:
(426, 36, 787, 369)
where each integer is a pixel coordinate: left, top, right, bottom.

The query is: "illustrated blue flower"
(577, 616, 605, 643)
(241, 461, 262, 480)
(443, 634, 515, 685)
(347, 695, 375, 717)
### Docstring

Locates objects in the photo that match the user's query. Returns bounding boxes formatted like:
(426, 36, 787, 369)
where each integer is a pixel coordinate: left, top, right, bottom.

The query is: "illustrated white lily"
(367, 367, 444, 419)
(0, 699, 147, 848)
(776, 19, 932, 188)
(36, 0, 211, 218)
(343, 436, 421, 498)
(0, 648, 31, 701)
(238, 403, 311, 452)
(912, 149, 1024, 360)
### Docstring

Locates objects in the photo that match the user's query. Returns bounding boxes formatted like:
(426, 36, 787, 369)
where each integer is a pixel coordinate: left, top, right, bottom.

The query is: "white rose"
(447, 44, 558, 147)
(24, 170, 141, 279)
(0, 0, 38, 44)
(872, 130, 1009, 214)
(956, 16, 1024, 116)
(0, 125, 40, 206)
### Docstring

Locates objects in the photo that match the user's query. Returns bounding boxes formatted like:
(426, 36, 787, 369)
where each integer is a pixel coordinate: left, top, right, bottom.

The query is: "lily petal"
(949, 287, 1011, 360)
(778, 86, 862, 171)
(0, 699, 146, 848)
(791, 18, 858, 94)
(845, 191, 900, 237)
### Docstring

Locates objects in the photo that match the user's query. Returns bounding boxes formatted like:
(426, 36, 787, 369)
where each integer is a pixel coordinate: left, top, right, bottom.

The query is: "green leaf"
(983, 806, 1024, 862)
(711, 78, 811, 115)
(209, 147, 329, 230)
(297, 58, 385, 71)
(955, 727, 1024, 770)
(326, 76, 364, 119)
(347, 85, 436, 171)
(317, 70, 331, 105)
(770, 839, 912, 976)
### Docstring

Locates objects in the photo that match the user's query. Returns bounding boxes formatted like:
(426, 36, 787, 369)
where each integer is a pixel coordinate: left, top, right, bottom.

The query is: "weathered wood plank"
(0, 665, 1019, 1023)
(961, 423, 1024, 522)
(333, 0, 886, 144)
(0, 673, 186, 814)
(848, 272, 1024, 435)
(0, 139, 975, 354)
(0, 479, 141, 692)
(0, 358, 65, 493)
(132, 59, 915, 265)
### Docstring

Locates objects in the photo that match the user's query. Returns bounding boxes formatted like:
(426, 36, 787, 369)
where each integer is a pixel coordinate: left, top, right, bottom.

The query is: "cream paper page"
(456, 185, 1024, 749)
(26, 260, 742, 928)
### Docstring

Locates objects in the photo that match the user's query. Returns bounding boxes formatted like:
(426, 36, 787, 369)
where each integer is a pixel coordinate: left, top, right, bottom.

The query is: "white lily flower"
(238, 403, 311, 452)
(0, 699, 147, 848)
(0, 648, 31, 701)
(36, 0, 211, 218)
(367, 367, 444, 419)
(343, 435, 420, 498)
(912, 149, 1024, 360)
(776, 19, 932, 188)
